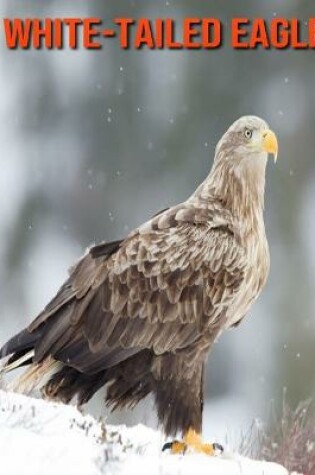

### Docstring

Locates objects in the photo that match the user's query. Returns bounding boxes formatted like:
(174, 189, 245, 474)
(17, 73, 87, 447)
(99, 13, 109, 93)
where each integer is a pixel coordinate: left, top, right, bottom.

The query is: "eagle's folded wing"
(27, 204, 246, 374)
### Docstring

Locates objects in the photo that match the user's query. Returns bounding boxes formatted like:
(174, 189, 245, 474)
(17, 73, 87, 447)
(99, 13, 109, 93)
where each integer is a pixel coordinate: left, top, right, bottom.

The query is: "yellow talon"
(162, 428, 223, 456)
(170, 441, 187, 454)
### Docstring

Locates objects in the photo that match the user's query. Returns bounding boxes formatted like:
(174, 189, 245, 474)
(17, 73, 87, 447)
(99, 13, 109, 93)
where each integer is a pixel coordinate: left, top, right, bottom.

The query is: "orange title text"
(2, 17, 315, 50)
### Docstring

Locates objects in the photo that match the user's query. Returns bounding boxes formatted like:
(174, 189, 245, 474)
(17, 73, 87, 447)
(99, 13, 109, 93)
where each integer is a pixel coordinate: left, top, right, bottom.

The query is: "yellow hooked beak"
(262, 129, 278, 163)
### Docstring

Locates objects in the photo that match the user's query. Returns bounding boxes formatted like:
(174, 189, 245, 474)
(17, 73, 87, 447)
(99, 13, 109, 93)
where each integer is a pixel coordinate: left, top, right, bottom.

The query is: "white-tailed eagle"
(0, 116, 278, 454)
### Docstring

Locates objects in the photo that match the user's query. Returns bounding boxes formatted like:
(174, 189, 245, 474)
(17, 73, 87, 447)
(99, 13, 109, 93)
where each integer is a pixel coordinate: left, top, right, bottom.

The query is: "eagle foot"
(162, 429, 224, 456)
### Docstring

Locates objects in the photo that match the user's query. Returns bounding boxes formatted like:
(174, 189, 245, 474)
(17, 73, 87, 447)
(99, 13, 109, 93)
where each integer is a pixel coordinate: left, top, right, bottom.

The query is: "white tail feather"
(8, 357, 63, 394)
(1, 350, 35, 374)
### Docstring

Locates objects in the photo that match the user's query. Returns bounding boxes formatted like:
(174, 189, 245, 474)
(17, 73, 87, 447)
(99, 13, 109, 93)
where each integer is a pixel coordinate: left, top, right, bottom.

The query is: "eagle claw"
(162, 430, 224, 456)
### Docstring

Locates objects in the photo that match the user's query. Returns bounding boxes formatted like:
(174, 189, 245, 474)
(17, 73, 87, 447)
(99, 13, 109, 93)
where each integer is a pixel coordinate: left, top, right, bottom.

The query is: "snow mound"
(0, 390, 289, 475)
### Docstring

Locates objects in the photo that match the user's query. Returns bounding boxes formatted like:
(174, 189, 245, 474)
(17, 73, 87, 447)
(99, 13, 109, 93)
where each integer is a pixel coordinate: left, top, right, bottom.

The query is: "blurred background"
(0, 0, 314, 446)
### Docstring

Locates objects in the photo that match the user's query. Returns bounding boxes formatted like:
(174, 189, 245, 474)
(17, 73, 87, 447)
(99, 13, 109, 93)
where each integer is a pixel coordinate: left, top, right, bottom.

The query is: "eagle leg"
(162, 429, 223, 456)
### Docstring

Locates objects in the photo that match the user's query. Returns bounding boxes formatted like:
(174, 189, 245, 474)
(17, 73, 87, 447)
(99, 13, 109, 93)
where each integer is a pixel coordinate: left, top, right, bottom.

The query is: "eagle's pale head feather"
(214, 115, 278, 166)
(194, 116, 278, 222)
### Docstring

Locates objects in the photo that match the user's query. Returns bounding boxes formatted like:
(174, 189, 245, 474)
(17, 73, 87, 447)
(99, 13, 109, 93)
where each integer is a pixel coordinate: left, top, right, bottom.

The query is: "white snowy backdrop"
(0, 390, 290, 475)
(0, 0, 315, 446)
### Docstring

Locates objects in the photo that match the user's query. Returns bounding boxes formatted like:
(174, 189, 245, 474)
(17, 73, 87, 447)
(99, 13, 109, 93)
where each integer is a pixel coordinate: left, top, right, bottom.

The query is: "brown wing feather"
(28, 240, 120, 332)
(27, 203, 246, 373)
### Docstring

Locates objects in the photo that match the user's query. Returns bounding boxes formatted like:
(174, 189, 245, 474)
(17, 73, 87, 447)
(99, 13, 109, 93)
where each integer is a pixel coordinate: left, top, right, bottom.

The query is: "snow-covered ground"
(0, 390, 290, 475)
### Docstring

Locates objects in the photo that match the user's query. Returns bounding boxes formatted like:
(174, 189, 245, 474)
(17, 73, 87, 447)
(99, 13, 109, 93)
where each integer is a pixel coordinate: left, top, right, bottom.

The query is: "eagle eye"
(244, 128, 253, 139)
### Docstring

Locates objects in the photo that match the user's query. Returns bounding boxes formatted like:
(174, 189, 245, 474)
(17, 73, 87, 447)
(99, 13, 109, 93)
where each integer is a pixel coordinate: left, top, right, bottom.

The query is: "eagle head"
(215, 115, 278, 167)
(197, 116, 279, 215)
